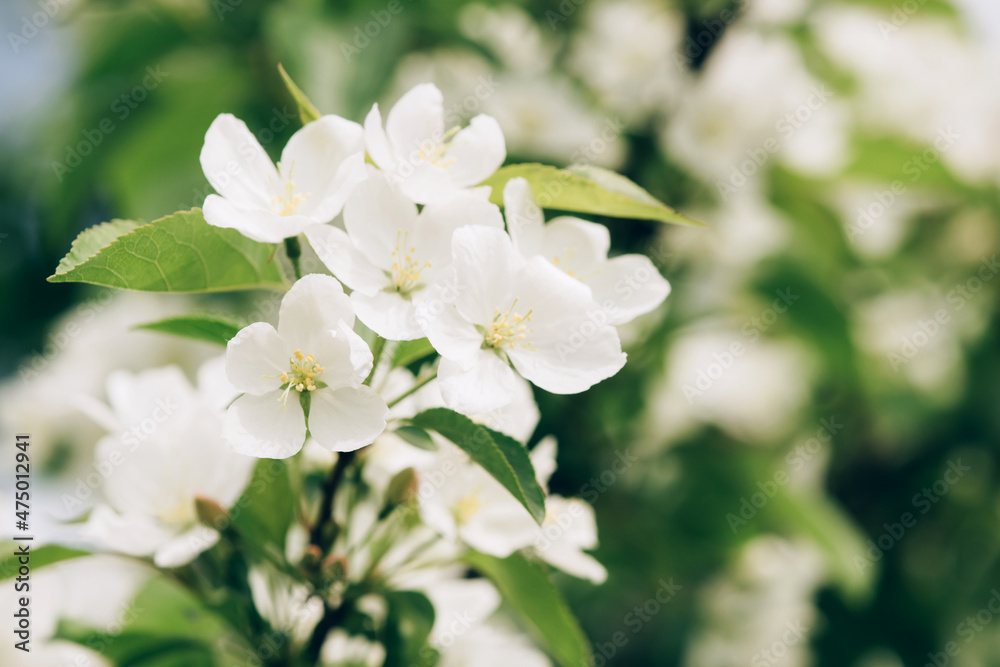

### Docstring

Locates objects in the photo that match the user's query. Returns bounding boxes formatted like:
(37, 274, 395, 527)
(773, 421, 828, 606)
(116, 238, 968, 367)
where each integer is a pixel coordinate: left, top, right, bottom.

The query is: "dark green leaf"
(383, 590, 437, 667)
(48, 209, 286, 293)
(466, 551, 591, 667)
(135, 314, 243, 346)
(394, 425, 437, 451)
(231, 459, 297, 549)
(409, 408, 545, 524)
(392, 338, 436, 368)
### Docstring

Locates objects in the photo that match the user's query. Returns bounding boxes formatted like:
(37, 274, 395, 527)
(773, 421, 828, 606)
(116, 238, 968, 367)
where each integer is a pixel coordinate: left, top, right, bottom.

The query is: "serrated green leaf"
(480, 163, 704, 227)
(466, 551, 591, 667)
(136, 314, 243, 346)
(383, 590, 437, 667)
(48, 209, 286, 293)
(409, 408, 545, 524)
(278, 63, 321, 124)
(54, 219, 140, 275)
(0, 544, 89, 580)
(392, 338, 436, 368)
(394, 425, 437, 451)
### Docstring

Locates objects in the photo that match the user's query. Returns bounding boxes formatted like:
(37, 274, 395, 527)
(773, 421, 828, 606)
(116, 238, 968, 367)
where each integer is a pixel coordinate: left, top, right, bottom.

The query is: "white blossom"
(364, 83, 506, 204)
(200, 113, 365, 242)
(224, 274, 388, 458)
(306, 167, 504, 340)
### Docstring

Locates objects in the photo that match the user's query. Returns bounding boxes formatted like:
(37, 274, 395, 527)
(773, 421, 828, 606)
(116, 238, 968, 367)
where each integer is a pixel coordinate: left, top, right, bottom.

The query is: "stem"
(304, 600, 352, 665)
(308, 450, 355, 553)
(284, 236, 303, 280)
(387, 370, 437, 409)
(364, 335, 386, 386)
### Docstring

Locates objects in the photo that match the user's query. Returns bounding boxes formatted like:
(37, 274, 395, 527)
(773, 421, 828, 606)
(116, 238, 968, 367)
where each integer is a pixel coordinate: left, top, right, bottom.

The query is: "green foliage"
(136, 314, 243, 346)
(480, 163, 705, 227)
(231, 459, 297, 550)
(393, 425, 438, 451)
(278, 63, 322, 124)
(0, 544, 89, 580)
(466, 551, 592, 667)
(383, 590, 438, 667)
(392, 338, 437, 368)
(48, 210, 286, 293)
(410, 408, 546, 524)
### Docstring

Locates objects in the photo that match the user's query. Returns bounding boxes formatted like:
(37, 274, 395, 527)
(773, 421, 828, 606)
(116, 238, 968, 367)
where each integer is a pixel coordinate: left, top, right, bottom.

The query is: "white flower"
(504, 177, 671, 325)
(305, 167, 504, 340)
(439, 621, 551, 667)
(200, 113, 365, 243)
(416, 226, 626, 415)
(364, 83, 506, 204)
(529, 438, 607, 583)
(84, 359, 255, 568)
(224, 274, 388, 458)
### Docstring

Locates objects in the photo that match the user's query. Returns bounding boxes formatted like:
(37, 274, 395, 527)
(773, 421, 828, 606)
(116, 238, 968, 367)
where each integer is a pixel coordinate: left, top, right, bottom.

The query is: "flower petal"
(200, 113, 279, 209)
(225, 322, 287, 395)
(280, 115, 366, 221)
(542, 216, 610, 279)
(154, 526, 221, 568)
(385, 83, 445, 163)
(416, 192, 505, 281)
(416, 280, 485, 369)
(224, 390, 307, 458)
(277, 274, 355, 351)
(343, 167, 420, 268)
(304, 224, 386, 295)
(507, 258, 626, 394)
(203, 194, 318, 243)
(449, 226, 522, 326)
(364, 103, 396, 169)
(85, 505, 175, 558)
(398, 162, 460, 204)
(105, 366, 194, 431)
(443, 114, 506, 187)
(308, 385, 389, 452)
(352, 290, 423, 341)
(585, 254, 671, 325)
(503, 177, 545, 258)
(438, 354, 517, 415)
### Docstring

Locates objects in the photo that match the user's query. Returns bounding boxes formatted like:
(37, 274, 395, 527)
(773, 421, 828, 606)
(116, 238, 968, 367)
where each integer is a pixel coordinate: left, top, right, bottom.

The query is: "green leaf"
(135, 313, 243, 346)
(383, 590, 437, 667)
(278, 63, 321, 124)
(54, 576, 239, 667)
(0, 544, 89, 580)
(54, 219, 140, 276)
(466, 551, 591, 667)
(394, 425, 437, 451)
(392, 338, 436, 368)
(231, 459, 297, 549)
(770, 488, 875, 604)
(409, 408, 545, 524)
(48, 209, 286, 293)
(480, 163, 704, 227)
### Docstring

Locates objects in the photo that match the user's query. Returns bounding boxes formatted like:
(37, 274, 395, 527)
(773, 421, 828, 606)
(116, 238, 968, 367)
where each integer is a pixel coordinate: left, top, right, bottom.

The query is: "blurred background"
(2, 0, 1000, 665)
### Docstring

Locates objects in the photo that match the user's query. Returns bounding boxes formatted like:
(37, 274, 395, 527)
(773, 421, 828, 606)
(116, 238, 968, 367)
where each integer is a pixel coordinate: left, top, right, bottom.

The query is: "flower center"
(159, 499, 196, 527)
(389, 230, 431, 295)
(455, 494, 482, 524)
(415, 126, 460, 168)
(270, 162, 310, 216)
(483, 299, 535, 351)
(274, 349, 325, 409)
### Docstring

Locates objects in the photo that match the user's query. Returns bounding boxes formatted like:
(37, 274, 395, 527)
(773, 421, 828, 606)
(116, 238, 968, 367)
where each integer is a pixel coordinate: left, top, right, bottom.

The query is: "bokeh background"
(3, 0, 1000, 665)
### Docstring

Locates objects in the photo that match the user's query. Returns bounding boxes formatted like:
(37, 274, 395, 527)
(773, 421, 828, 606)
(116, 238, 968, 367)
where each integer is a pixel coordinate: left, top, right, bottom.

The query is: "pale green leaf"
(278, 63, 321, 124)
(136, 314, 243, 346)
(480, 163, 705, 227)
(48, 209, 286, 293)
(54, 219, 140, 276)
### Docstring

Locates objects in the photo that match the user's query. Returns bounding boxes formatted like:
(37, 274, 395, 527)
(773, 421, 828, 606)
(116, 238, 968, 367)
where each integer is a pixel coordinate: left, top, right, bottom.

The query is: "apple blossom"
(364, 83, 506, 203)
(416, 225, 626, 414)
(224, 274, 388, 458)
(504, 177, 671, 325)
(84, 358, 255, 568)
(200, 113, 365, 243)
(305, 167, 504, 340)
